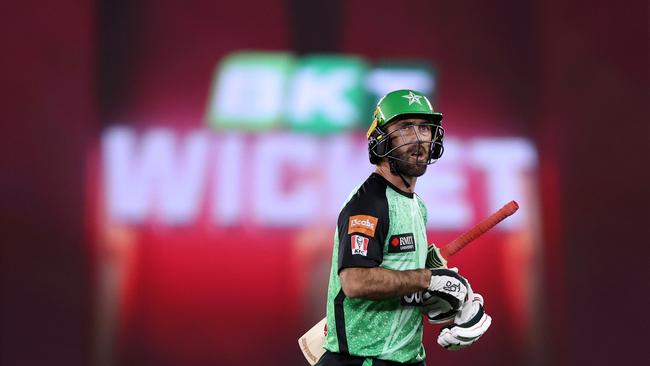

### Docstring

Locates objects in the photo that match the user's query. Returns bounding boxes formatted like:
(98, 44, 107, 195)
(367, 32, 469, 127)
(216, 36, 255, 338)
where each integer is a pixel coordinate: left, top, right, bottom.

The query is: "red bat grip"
(439, 200, 519, 260)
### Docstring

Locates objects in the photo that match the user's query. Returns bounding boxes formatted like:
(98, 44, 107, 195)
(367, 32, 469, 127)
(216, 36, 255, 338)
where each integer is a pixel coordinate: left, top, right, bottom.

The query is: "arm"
(340, 267, 430, 300)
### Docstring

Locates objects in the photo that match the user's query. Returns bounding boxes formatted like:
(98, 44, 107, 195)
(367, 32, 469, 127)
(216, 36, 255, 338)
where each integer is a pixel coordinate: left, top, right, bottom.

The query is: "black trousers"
(315, 351, 426, 366)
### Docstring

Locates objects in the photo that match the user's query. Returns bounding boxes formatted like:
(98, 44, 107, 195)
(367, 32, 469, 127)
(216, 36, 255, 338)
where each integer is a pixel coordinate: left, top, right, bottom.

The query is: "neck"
(375, 164, 417, 193)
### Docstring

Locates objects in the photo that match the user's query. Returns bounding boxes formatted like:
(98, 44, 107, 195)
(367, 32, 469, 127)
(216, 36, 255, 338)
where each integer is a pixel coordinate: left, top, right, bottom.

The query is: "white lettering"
(212, 133, 244, 225)
(103, 127, 208, 224)
(99, 128, 537, 231)
(351, 219, 374, 228)
(469, 138, 537, 229)
(253, 133, 319, 226)
(324, 134, 373, 217)
(417, 139, 472, 229)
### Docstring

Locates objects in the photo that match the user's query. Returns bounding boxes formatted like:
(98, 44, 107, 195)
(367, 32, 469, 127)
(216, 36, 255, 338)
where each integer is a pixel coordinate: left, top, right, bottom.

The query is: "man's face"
(385, 117, 434, 177)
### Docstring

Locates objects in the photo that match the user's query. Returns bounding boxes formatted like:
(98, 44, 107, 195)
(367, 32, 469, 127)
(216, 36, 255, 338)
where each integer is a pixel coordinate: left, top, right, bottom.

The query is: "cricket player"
(316, 90, 491, 366)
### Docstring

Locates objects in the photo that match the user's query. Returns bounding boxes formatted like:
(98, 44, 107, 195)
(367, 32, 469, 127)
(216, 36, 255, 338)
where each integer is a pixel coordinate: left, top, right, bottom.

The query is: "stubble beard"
(391, 145, 429, 177)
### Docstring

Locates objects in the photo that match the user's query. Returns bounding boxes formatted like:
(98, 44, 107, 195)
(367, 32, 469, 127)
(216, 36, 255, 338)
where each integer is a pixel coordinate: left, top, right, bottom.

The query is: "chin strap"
(389, 159, 411, 189)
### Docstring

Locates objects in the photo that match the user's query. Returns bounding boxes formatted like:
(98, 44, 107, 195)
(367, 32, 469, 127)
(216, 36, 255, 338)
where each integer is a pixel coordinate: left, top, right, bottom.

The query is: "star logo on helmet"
(402, 91, 423, 105)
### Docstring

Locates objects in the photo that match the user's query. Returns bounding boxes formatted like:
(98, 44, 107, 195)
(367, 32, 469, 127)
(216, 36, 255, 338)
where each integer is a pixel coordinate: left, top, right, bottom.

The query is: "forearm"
(340, 267, 430, 300)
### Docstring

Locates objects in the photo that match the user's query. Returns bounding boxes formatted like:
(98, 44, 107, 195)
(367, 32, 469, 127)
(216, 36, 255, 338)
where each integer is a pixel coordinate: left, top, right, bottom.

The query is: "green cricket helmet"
(367, 89, 444, 165)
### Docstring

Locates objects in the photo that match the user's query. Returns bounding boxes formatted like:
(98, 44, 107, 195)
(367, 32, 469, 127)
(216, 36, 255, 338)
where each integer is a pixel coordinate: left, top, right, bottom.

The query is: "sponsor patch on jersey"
(351, 235, 369, 256)
(388, 233, 416, 253)
(348, 215, 378, 237)
(400, 291, 424, 307)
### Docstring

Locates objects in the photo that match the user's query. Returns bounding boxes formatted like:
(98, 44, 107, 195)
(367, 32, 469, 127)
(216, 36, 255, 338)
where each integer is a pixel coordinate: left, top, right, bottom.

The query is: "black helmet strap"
(389, 159, 411, 189)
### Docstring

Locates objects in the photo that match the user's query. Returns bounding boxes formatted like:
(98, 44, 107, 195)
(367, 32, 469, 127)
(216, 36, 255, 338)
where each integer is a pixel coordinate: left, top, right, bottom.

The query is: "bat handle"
(439, 200, 519, 260)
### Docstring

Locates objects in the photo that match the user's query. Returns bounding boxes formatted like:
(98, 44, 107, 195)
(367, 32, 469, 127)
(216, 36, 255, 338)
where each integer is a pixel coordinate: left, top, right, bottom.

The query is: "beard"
(390, 144, 429, 177)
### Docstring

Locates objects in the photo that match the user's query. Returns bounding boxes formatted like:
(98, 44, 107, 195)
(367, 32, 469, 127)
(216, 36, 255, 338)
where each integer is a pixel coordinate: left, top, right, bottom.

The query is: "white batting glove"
(422, 294, 457, 324)
(422, 268, 468, 324)
(437, 286, 492, 351)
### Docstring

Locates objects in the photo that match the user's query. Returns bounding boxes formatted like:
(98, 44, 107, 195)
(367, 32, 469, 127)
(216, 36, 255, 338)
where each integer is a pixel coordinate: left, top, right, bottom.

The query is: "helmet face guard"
(367, 89, 444, 165)
(369, 121, 444, 165)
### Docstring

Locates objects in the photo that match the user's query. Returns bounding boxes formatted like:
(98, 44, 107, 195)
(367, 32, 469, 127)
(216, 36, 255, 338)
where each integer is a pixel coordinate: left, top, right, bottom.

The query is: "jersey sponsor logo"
(400, 291, 423, 307)
(388, 233, 416, 253)
(351, 235, 369, 256)
(443, 281, 461, 293)
(348, 215, 378, 237)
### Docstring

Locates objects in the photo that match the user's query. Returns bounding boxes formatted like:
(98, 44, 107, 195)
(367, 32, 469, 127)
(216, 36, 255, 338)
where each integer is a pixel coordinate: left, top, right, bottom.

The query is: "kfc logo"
(351, 235, 369, 256)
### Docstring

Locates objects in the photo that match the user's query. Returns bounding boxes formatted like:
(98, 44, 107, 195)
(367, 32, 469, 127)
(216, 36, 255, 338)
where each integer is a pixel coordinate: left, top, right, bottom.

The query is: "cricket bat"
(298, 200, 519, 365)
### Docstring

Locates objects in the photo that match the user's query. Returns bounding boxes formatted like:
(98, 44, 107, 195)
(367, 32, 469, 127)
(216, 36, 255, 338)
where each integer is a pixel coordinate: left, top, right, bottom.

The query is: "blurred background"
(1, 0, 647, 365)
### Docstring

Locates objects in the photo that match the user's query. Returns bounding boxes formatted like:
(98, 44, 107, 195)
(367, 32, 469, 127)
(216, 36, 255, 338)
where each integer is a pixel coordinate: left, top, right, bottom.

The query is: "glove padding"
(422, 292, 457, 324)
(422, 268, 468, 324)
(437, 289, 492, 351)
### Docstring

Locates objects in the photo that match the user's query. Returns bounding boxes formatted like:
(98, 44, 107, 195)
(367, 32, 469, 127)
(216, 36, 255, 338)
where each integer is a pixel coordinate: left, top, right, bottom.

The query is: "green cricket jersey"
(323, 173, 429, 363)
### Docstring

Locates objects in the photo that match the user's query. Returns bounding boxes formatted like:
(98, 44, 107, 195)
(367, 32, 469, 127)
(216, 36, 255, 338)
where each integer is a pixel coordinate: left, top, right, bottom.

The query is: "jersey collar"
(371, 173, 414, 198)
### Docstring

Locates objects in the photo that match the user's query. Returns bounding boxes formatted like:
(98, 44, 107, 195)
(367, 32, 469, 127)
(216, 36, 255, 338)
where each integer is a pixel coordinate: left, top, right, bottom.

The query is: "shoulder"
(414, 194, 427, 209)
(337, 174, 390, 238)
(340, 174, 389, 218)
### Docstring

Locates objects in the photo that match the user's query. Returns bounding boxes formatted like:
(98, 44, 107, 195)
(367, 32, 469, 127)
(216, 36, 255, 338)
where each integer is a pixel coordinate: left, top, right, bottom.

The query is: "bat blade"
(298, 317, 327, 365)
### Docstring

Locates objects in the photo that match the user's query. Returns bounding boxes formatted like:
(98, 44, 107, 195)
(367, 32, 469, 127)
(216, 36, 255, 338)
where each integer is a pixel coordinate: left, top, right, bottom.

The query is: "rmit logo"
(388, 233, 416, 253)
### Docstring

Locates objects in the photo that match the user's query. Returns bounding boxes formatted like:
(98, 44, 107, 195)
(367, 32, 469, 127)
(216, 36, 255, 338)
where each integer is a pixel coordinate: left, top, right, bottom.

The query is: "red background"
(2, 0, 648, 365)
